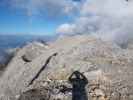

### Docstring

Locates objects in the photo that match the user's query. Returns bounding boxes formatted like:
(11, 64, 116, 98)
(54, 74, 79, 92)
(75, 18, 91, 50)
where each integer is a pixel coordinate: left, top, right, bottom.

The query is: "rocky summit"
(0, 35, 133, 100)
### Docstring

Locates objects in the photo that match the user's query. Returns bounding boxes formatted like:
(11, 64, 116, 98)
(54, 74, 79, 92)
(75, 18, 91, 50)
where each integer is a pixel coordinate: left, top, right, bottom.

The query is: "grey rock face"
(19, 81, 72, 100)
(18, 88, 50, 100)
(21, 42, 49, 62)
(0, 35, 133, 100)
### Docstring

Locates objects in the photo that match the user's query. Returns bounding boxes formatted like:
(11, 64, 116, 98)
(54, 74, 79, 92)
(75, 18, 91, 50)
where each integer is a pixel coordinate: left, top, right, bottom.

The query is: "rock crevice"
(28, 53, 58, 86)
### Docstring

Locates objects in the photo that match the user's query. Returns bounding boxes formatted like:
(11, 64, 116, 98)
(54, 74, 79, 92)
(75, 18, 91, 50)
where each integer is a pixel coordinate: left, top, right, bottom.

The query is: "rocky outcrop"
(0, 35, 133, 100)
(21, 42, 49, 62)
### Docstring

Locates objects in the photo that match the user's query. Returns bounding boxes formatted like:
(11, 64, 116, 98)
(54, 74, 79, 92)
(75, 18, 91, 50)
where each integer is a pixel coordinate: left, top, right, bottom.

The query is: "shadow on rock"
(68, 71, 88, 100)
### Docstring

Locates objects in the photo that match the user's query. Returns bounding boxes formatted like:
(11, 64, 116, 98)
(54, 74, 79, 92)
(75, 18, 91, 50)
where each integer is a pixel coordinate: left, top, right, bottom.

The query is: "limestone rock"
(0, 35, 133, 99)
(18, 88, 50, 100)
(21, 42, 49, 62)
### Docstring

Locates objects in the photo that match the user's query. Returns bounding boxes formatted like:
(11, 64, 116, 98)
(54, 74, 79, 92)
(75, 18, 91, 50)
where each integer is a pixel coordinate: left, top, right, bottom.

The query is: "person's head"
(73, 71, 81, 78)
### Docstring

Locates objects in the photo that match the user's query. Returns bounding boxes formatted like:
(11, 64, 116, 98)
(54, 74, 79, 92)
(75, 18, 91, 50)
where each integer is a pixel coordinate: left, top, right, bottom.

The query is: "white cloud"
(56, 24, 76, 35)
(56, 0, 133, 47)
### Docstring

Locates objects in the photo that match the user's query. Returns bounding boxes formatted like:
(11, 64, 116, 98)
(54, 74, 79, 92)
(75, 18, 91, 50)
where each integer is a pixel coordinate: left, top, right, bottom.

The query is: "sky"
(0, 0, 133, 47)
(0, 0, 80, 35)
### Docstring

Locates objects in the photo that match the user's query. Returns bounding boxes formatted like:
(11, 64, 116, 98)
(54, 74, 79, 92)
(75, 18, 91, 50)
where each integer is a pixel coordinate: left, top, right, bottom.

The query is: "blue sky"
(0, 0, 80, 35)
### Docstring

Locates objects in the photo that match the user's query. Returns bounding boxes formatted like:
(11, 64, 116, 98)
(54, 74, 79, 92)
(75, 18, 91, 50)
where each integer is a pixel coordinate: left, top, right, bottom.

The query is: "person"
(68, 71, 88, 100)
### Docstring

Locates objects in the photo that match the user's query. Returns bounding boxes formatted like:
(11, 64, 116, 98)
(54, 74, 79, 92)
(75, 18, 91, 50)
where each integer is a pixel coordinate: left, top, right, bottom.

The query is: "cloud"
(9, 0, 80, 17)
(56, 0, 133, 48)
(56, 23, 76, 35)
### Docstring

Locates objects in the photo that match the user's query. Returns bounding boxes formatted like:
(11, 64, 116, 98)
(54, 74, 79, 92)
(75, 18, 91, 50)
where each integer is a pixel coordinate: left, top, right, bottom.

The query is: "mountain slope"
(0, 35, 133, 100)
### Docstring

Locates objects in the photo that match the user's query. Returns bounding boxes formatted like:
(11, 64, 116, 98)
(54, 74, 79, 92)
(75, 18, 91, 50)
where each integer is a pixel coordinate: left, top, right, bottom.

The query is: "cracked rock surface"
(0, 35, 133, 100)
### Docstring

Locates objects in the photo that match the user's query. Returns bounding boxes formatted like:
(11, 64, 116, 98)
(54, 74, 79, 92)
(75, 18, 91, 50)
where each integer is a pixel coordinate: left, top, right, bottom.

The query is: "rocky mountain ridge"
(0, 35, 133, 100)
